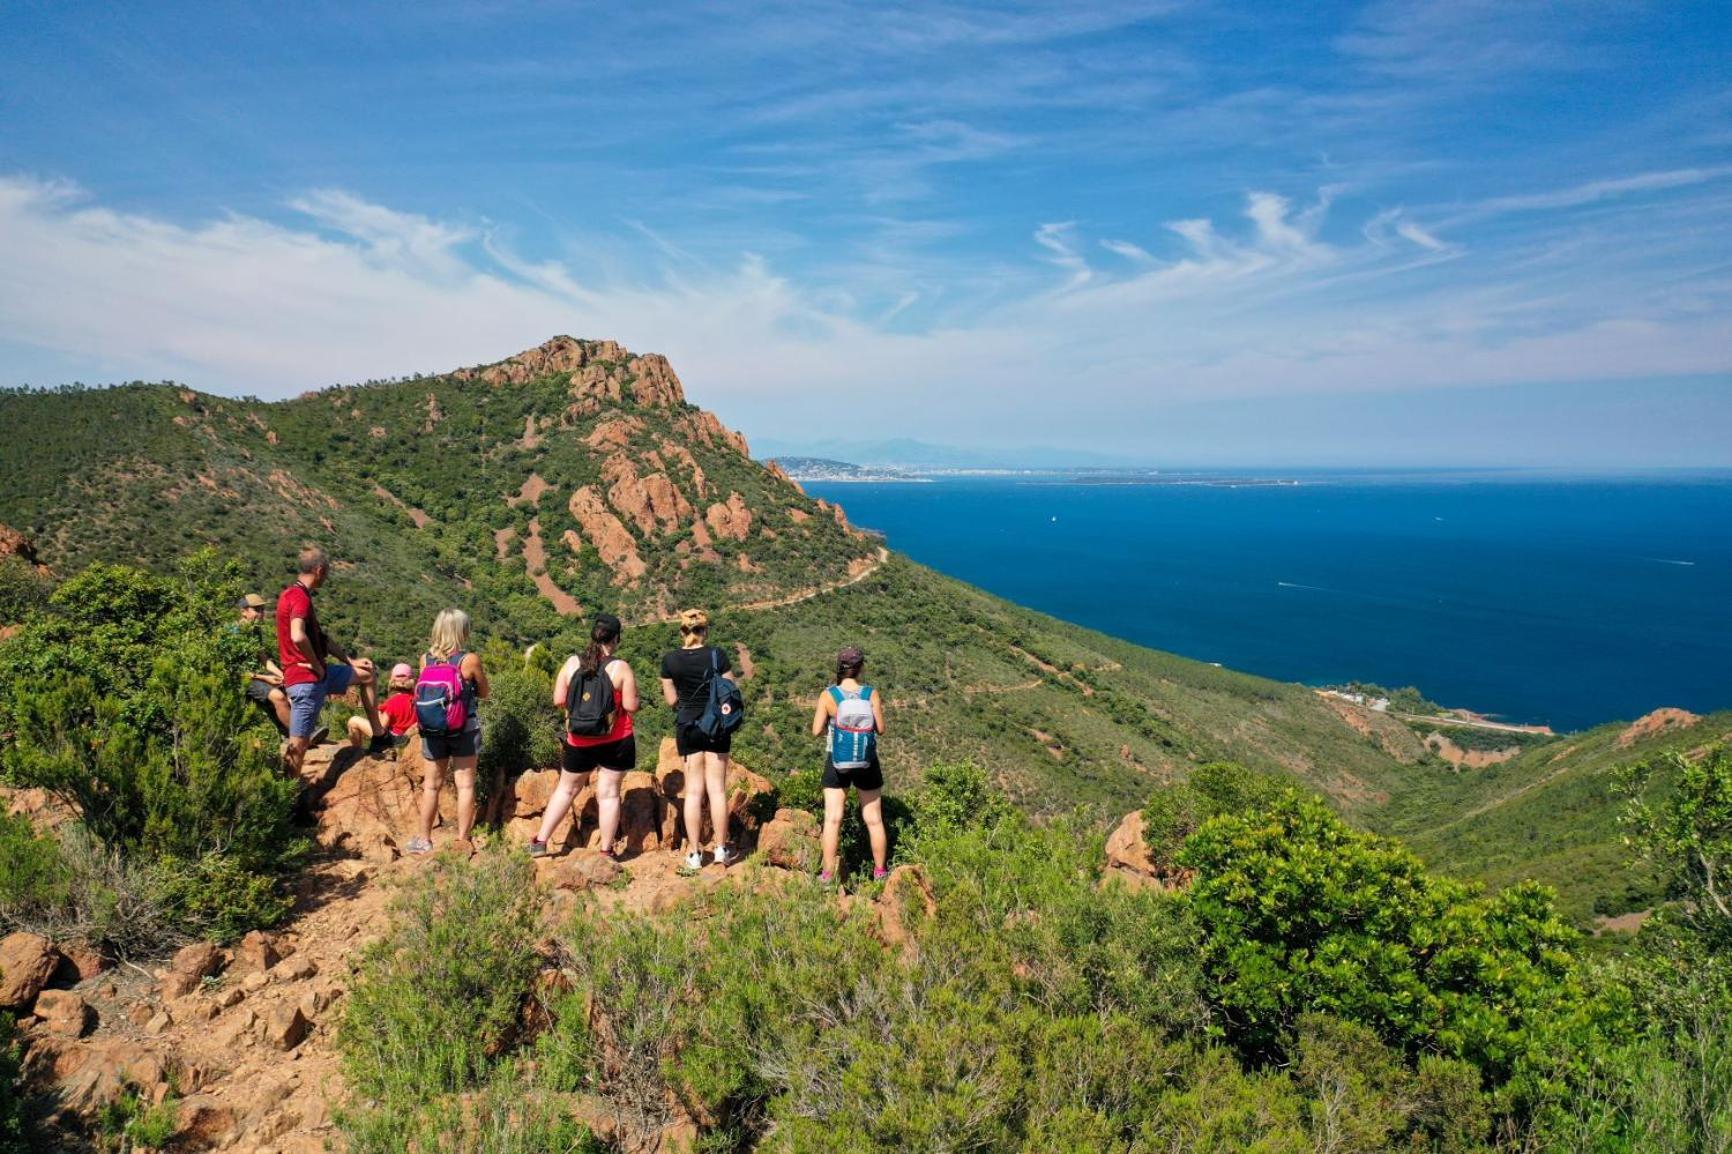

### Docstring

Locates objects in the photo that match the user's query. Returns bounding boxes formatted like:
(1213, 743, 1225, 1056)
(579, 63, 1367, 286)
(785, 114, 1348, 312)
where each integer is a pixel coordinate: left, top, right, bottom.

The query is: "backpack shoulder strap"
(859, 685, 873, 701)
(828, 685, 844, 704)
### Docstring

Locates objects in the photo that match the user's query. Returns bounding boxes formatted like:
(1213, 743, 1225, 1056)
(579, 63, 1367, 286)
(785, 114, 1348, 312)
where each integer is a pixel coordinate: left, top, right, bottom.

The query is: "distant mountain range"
(753, 436, 1140, 470)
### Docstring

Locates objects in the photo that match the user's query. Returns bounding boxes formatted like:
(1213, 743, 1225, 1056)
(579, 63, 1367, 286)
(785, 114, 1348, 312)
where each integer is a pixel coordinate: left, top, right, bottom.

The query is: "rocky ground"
(2, 735, 972, 1152)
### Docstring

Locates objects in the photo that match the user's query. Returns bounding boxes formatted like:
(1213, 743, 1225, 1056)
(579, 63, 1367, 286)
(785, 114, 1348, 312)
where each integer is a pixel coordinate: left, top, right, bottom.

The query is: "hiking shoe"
(527, 839, 548, 858)
(404, 836, 433, 855)
(683, 851, 704, 873)
(713, 845, 734, 867)
(600, 843, 623, 861)
(310, 724, 330, 747)
(818, 870, 835, 885)
(367, 733, 394, 757)
(873, 866, 890, 882)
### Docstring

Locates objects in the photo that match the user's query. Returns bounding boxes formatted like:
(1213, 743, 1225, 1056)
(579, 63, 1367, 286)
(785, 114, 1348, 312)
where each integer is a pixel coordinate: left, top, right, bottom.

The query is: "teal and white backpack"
(828, 685, 877, 769)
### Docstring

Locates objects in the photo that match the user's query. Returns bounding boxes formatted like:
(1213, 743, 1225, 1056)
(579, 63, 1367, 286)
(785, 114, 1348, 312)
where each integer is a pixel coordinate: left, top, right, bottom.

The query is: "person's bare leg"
(682, 753, 707, 855)
(596, 769, 623, 852)
(417, 758, 446, 844)
(285, 736, 309, 777)
(269, 689, 292, 733)
(707, 754, 730, 856)
(859, 789, 887, 873)
(536, 771, 587, 848)
(352, 662, 384, 736)
(821, 788, 846, 877)
(453, 759, 478, 845)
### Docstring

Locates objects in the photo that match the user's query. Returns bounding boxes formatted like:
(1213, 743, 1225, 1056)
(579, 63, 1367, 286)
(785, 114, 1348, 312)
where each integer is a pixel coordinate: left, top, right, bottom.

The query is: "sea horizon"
(807, 468, 1732, 732)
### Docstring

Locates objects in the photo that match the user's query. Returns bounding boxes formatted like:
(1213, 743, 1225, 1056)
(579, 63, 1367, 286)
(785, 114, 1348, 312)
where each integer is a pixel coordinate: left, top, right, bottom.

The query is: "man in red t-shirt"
(277, 546, 386, 775)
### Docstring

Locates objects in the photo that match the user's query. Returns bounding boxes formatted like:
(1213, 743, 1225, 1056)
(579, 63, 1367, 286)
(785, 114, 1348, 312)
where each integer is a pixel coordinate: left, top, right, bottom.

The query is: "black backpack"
(694, 647, 745, 740)
(566, 659, 617, 737)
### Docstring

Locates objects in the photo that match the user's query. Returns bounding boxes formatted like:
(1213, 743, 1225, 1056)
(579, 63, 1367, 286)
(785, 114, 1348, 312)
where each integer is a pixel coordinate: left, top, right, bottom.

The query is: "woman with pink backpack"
(405, 609, 490, 855)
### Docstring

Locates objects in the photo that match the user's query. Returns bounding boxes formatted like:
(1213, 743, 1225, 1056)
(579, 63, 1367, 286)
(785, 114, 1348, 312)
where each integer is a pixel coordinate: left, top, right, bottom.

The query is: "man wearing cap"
(277, 546, 387, 776)
(236, 593, 297, 737)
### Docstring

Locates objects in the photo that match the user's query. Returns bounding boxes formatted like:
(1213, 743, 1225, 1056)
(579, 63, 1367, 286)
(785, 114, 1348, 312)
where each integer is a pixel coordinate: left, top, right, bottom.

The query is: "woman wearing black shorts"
(660, 609, 737, 871)
(529, 613, 638, 858)
(809, 645, 888, 883)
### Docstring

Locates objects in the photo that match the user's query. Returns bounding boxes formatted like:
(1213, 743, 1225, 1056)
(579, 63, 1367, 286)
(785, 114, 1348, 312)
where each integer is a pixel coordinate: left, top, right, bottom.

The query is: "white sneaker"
(713, 845, 733, 867)
(684, 851, 704, 872)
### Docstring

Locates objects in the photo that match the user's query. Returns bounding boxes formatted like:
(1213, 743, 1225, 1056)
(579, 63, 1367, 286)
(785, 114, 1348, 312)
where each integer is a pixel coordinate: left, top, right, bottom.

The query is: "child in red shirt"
(349, 664, 419, 749)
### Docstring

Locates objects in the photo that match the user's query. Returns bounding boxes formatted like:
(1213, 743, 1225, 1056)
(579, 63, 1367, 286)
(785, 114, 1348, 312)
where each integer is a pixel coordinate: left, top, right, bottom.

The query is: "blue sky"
(1, 0, 1728, 464)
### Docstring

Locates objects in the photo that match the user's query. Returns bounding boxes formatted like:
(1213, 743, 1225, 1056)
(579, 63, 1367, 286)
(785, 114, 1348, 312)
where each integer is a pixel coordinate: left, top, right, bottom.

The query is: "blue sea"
(806, 472, 1732, 732)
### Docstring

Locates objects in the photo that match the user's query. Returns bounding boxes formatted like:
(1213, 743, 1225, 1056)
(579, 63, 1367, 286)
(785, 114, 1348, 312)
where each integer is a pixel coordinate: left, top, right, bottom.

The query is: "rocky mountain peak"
(453, 335, 688, 412)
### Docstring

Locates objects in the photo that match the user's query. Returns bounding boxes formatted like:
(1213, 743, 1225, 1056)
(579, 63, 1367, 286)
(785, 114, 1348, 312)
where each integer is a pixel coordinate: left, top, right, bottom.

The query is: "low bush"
(0, 1016, 30, 1154)
(341, 850, 543, 1101)
(1180, 793, 1587, 1081)
(0, 553, 304, 946)
(478, 664, 563, 782)
(0, 812, 67, 930)
(1142, 760, 1288, 865)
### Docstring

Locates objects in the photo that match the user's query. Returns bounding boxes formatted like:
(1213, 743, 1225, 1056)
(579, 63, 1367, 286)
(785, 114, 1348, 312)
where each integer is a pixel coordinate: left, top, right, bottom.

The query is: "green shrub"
(341, 850, 542, 1099)
(0, 554, 303, 945)
(341, 1068, 603, 1154)
(0, 812, 67, 930)
(1142, 761, 1288, 864)
(478, 665, 562, 781)
(0, 556, 49, 625)
(0, 1016, 29, 1154)
(1180, 794, 1582, 1079)
(912, 760, 1009, 833)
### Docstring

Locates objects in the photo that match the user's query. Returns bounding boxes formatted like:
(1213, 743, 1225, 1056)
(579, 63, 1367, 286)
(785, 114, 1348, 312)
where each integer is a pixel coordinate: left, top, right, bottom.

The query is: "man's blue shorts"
(286, 663, 356, 739)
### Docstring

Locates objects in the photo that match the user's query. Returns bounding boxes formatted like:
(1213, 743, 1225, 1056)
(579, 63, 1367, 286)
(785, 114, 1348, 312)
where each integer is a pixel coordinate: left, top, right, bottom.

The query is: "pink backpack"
(414, 652, 469, 736)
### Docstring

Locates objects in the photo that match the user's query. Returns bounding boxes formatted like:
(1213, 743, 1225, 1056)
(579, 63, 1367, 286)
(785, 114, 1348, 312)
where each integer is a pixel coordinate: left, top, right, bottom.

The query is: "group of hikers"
(240, 546, 889, 882)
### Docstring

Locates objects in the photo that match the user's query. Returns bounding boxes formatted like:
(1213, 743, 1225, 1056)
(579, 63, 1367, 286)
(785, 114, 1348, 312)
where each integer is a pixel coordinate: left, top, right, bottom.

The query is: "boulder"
(233, 930, 283, 975)
(58, 940, 109, 982)
(757, 809, 819, 871)
(875, 865, 938, 954)
(270, 955, 318, 984)
(1103, 810, 1191, 891)
(265, 1004, 309, 1051)
(0, 932, 60, 1009)
(549, 853, 623, 892)
(33, 990, 94, 1038)
(1104, 810, 1159, 877)
(159, 941, 223, 1000)
(176, 1095, 238, 1146)
(52, 1038, 166, 1112)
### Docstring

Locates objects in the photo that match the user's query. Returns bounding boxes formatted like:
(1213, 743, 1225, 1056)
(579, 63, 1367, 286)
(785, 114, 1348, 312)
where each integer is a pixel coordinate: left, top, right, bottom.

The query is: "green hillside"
(2, 335, 1721, 923)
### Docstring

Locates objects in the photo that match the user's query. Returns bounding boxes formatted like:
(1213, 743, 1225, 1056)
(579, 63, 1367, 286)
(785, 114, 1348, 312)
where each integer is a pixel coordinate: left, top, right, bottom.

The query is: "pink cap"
(390, 663, 414, 681)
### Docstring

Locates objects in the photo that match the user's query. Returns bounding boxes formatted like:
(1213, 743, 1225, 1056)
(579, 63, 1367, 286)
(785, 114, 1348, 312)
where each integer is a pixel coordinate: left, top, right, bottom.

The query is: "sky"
(0, 0, 1728, 466)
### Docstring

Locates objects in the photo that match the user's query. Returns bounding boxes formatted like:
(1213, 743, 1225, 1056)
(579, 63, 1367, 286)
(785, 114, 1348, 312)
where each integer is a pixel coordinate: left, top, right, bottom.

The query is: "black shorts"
(245, 678, 279, 705)
(422, 729, 481, 761)
(822, 755, 883, 792)
(675, 723, 733, 758)
(562, 735, 637, 774)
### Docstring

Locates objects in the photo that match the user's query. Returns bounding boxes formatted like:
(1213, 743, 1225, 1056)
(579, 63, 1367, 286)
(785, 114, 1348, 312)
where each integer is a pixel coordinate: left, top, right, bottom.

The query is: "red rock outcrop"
(1103, 810, 1192, 891)
(1617, 707, 1703, 747)
(627, 354, 686, 408)
(757, 809, 819, 871)
(0, 526, 49, 575)
(706, 492, 753, 542)
(659, 439, 709, 497)
(459, 335, 590, 385)
(568, 487, 648, 583)
(875, 865, 937, 954)
(602, 455, 694, 537)
(587, 415, 644, 451)
(677, 409, 750, 457)
(764, 460, 805, 494)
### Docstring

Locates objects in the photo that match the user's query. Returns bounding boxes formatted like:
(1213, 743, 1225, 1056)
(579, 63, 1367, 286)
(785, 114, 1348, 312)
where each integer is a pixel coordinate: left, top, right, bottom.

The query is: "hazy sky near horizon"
(1, 1, 1728, 465)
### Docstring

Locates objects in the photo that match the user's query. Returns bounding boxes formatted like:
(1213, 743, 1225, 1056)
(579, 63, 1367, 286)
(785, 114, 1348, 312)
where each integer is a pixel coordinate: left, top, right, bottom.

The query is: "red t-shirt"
(276, 582, 327, 687)
(379, 692, 417, 736)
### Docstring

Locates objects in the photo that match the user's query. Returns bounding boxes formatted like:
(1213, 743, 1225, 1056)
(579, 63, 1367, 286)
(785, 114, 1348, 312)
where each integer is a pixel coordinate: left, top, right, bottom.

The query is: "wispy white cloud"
(0, 173, 1726, 453)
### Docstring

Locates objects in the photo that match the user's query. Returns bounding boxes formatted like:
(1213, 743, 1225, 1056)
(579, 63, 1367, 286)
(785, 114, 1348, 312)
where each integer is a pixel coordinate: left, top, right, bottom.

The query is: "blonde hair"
(428, 608, 471, 660)
(678, 607, 709, 649)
